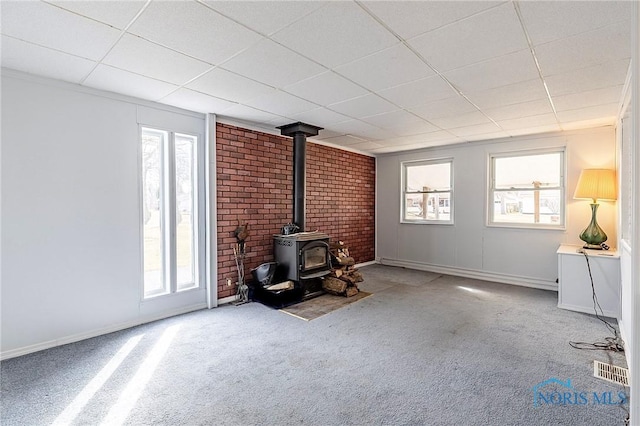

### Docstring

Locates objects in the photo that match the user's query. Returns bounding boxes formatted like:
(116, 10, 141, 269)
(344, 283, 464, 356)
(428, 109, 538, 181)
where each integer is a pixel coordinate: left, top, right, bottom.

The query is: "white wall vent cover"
(593, 360, 630, 386)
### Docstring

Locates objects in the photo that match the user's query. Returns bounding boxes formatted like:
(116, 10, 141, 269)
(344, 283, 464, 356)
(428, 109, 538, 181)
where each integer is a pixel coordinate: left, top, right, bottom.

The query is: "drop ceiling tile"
(360, 110, 439, 135)
(408, 3, 529, 72)
(465, 79, 549, 109)
(128, 1, 262, 66)
(244, 91, 317, 118)
(328, 94, 398, 119)
(1, 36, 97, 84)
(448, 122, 502, 138)
(103, 34, 212, 85)
(463, 131, 511, 142)
(203, 1, 327, 36)
(443, 49, 539, 93)
(553, 86, 624, 112)
(334, 43, 434, 91)
(83, 64, 179, 101)
(284, 71, 368, 106)
(544, 59, 630, 97)
(361, 1, 502, 40)
(187, 68, 275, 103)
(309, 129, 345, 141)
(378, 75, 457, 108)
(271, 2, 398, 68)
(556, 103, 620, 123)
(483, 99, 554, 121)
(495, 113, 558, 131)
(348, 141, 384, 150)
(49, 0, 147, 30)
(219, 104, 285, 124)
(290, 108, 351, 126)
(159, 88, 236, 114)
(430, 111, 492, 129)
(561, 117, 617, 131)
(1, 1, 121, 61)
(518, 1, 631, 46)
(535, 22, 631, 77)
(319, 135, 371, 146)
(507, 124, 561, 137)
(328, 119, 396, 140)
(409, 96, 477, 120)
(221, 39, 325, 89)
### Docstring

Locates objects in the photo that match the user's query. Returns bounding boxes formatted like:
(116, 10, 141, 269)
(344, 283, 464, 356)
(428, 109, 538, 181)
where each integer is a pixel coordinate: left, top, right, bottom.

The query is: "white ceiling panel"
(159, 88, 237, 114)
(49, 0, 147, 30)
(556, 103, 620, 124)
(1, 36, 96, 84)
(409, 96, 477, 120)
(203, 1, 327, 36)
(1, 1, 121, 61)
(465, 79, 549, 110)
(127, 1, 262, 66)
(430, 111, 492, 129)
(347, 141, 384, 150)
(535, 22, 631, 77)
(495, 113, 558, 131)
(284, 71, 368, 106)
(328, 94, 398, 119)
(553, 86, 625, 113)
(221, 39, 325, 89)
(83, 65, 179, 101)
(448, 122, 502, 138)
(318, 135, 372, 146)
(271, 2, 398, 68)
(103, 34, 212, 85)
(334, 43, 434, 91)
(408, 2, 529, 72)
(361, 110, 439, 136)
(328, 119, 396, 140)
(378, 75, 457, 108)
(507, 124, 561, 137)
(544, 59, 630, 97)
(187, 68, 275, 103)
(309, 129, 346, 141)
(219, 104, 285, 124)
(463, 131, 511, 142)
(443, 49, 539, 93)
(290, 108, 351, 126)
(361, 1, 503, 41)
(483, 99, 554, 121)
(518, 1, 631, 46)
(244, 90, 317, 118)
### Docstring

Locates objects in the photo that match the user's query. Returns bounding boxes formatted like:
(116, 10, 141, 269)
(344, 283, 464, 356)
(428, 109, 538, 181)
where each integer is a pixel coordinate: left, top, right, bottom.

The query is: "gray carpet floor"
(1, 264, 630, 425)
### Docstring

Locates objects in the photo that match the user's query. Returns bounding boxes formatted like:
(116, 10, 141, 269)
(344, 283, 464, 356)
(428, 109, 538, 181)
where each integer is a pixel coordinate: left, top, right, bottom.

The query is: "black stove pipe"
(277, 122, 323, 232)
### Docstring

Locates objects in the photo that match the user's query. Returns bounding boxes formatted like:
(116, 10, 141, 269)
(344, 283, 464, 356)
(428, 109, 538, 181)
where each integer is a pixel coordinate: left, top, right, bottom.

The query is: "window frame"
(487, 148, 566, 230)
(401, 158, 454, 225)
(140, 126, 202, 300)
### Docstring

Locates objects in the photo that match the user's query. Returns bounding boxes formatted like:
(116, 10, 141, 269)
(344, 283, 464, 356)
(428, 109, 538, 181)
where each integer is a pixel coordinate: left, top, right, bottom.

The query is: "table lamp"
(573, 169, 617, 249)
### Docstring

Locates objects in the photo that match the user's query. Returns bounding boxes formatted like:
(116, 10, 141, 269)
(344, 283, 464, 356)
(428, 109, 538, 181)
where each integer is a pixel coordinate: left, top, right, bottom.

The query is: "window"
(402, 159, 453, 223)
(489, 149, 565, 228)
(141, 127, 199, 298)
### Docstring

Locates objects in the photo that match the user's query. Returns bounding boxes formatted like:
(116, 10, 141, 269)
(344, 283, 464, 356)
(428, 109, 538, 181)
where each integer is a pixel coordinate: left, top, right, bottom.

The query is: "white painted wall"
(1, 72, 207, 359)
(376, 127, 617, 289)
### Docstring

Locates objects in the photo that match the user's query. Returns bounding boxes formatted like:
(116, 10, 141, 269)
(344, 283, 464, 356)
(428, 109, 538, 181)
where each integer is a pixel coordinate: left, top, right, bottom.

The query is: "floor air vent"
(593, 360, 630, 386)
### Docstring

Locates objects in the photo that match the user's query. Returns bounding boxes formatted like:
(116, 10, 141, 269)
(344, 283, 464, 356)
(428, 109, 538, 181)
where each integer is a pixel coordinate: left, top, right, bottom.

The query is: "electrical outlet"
(226, 278, 232, 286)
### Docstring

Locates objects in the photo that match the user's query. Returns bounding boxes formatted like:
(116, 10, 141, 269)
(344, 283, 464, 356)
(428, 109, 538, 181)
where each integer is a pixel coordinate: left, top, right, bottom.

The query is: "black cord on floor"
(568, 250, 624, 353)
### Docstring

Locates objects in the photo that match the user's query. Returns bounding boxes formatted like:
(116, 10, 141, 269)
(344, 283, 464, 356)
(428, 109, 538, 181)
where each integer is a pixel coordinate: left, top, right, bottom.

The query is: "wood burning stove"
(274, 231, 331, 298)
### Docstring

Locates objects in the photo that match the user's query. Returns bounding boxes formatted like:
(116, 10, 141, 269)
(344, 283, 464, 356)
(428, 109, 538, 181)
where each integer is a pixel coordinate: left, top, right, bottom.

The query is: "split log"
(323, 276, 347, 295)
(336, 256, 355, 266)
(345, 287, 359, 297)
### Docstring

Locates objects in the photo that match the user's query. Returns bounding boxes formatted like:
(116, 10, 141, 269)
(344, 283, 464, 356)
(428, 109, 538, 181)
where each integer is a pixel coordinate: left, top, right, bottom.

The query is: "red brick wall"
(216, 123, 375, 300)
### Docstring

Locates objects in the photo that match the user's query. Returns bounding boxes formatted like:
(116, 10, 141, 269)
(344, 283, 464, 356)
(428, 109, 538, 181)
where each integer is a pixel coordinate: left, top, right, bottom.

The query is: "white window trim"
(139, 125, 205, 301)
(401, 158, 454, 225)
(487, 147, 566, 230)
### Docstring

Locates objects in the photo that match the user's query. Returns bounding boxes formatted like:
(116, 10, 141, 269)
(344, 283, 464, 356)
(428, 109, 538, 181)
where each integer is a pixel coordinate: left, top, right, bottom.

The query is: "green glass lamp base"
(579, 203, 607, 249)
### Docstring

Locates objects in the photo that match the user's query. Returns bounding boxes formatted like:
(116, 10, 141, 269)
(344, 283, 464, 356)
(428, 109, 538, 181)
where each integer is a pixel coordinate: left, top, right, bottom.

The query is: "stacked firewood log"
(322, 241, 364, 297)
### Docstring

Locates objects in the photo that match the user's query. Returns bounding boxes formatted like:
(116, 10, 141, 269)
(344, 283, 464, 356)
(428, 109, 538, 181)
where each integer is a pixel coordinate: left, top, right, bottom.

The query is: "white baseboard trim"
(217, 295, 239, 305)
(355, 260, 377, 268)
(1, 303, 207, 361)
(378, 258, 558, 292)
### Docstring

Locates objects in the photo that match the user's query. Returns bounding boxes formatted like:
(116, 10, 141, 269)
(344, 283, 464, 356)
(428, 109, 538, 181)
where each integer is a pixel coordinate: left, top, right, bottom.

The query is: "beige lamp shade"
(574, 169, 617, 202)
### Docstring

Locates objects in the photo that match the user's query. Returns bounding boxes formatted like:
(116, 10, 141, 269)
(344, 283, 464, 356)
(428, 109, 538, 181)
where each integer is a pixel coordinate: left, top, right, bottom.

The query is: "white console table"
(557, 244, 620, 318)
